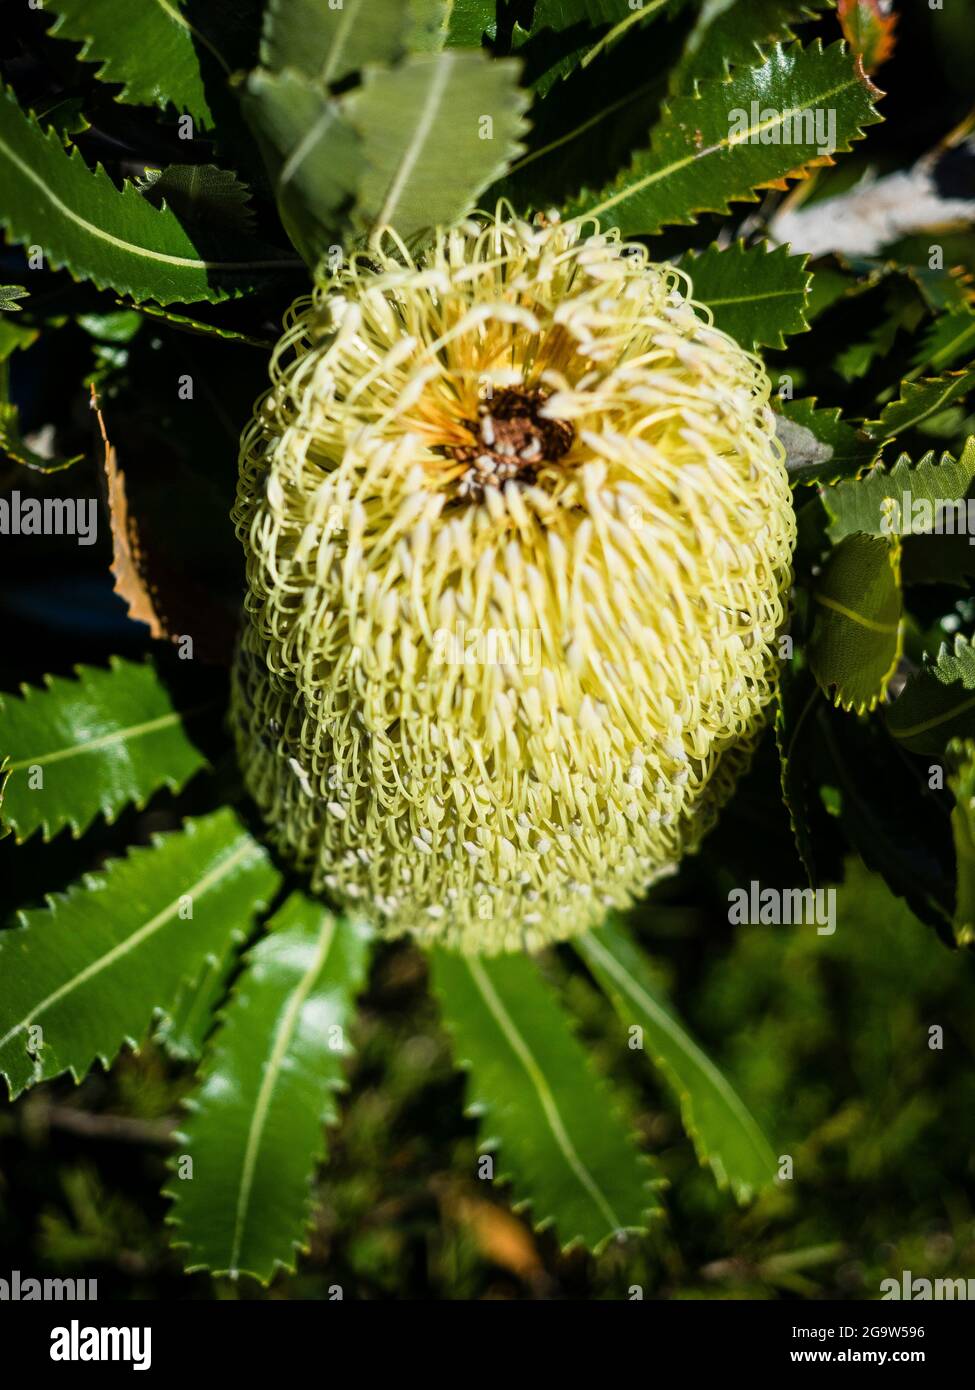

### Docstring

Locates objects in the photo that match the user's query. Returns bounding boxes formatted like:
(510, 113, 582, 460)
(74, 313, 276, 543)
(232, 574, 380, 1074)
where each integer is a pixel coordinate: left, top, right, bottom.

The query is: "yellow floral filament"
(231, 208, 796, 953)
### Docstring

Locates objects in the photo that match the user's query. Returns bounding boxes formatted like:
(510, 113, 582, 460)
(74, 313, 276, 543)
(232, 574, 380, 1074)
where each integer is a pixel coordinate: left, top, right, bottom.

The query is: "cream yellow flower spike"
(231, 208, 796, 954)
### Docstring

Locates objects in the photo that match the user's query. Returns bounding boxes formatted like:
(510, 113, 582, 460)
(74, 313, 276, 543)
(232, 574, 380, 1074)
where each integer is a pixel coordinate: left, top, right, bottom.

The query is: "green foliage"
(576, 919, 776, 1202)
(822, 438, 975, 543)
(948, 740, 975, 948)
(0, 284, 28, 311)
(261, 0, 448, 84)
(1, 0, 974, 1298)
(674, 1, 829, 88)
(566, 42, 882, 235)
(864, 365, 975, 442)
(686, 240, 811, 350)
(0, 84, 292, 303)
(0, 809, 279, 1101)
(430, 947, 658, 1250)
(342, 53, 529, 246)
(0, 658, 216, 843)
(774, 397, 878, 485)
(808, 533, 902, 712)
(886, 636, 975, 755)
(166, 893, 372, 1280)
(245, 51, 528, 264)
(47, 0, 260, 127)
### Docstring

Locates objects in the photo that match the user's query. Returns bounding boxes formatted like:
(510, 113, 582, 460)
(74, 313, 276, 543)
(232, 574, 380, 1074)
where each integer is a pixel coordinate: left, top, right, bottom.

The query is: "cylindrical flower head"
(231, 210, 796, 954)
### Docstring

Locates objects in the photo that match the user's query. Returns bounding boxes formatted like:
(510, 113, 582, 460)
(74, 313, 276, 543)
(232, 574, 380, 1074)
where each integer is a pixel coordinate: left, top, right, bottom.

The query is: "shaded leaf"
(241, 68, 361, 267)
(566, 41, 882, 236)
(775, 655, 828, 885)
(0, 355, 83, 472)
(808, 532, 902, 712)
(911, 310, 975, 375)
(155, 938, 241, 1064)
(886, 636, 975, 756)
(685, 240, 811, 351)
(137, 165, 257, 237)
(576, 919, 776, 1203)
(166, 894, 372, 1280)
(0, 657, 219, 843)
(95, 390, 240, 665)
(430, 947, 657, 1251)
(948, 738, 975, 948)
(0, 84, 294, 305)
(444, 0, 498, 47)
(512, 0, 676, 97)
(774, 396, 877, 485)
(814, 701, 955, 942)
(0, 808, 280, 1101)
(124, 301, 274, 350)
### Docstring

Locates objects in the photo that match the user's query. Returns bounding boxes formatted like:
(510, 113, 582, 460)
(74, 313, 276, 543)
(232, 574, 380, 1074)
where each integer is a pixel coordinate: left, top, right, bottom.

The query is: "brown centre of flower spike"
(448, 386, 575, 500)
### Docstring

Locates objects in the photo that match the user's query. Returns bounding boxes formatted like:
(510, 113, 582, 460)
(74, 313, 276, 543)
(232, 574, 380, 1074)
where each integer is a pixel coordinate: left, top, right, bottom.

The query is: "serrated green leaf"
(125, 300, 275, 350)
(948, 738, 975, 948)
(0, 285, 28, 312)
(575, 920, 775, 1203)
(262, 0, 447, 85)
(444, 0, 498, 47)
(885, 636, 975, 756)
(241, 68, 361, 267)
(0, 658, 218, 843)
(47, 0, 259, 128)
(774, 396, 877, 485)
(673, 0, 828, 91)
(0, 808, 279, 1101)
(166, 893, 372, 1280)
(822, 438, 975, 544)
(512, 0, 676, 97)
(685, 240, 811, 350)
(809, 532, 902, 713)
(863, 364, 975, 442)
(430, 948, 657, 1251)
(155, 938, 241, 1064)
(566, 41, 882, 236)
(137, 165, 257, 237)
(345, 51, 530, 246)
(0, 85, 295, 305)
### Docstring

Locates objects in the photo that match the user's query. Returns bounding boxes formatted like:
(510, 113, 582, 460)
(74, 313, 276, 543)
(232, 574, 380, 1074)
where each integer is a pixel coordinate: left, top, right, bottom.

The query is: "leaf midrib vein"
(0, 836, 255, 1052)
(228, 914, 337, 1273)
(6, 700, 216, 773)
(466, 956, 623, 1234)
(580, 931, 771, 1164)
(0, 129, 291, 274)
(584, 70, 862, 221)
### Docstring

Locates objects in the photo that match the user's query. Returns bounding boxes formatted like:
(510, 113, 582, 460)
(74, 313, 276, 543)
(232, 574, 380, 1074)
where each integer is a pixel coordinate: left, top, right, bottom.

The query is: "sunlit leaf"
(166, 894, 372, 1280)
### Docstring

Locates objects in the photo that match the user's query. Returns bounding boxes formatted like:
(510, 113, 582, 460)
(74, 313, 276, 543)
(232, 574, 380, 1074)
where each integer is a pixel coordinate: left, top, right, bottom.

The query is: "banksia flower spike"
(232, 208, 796, 953)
